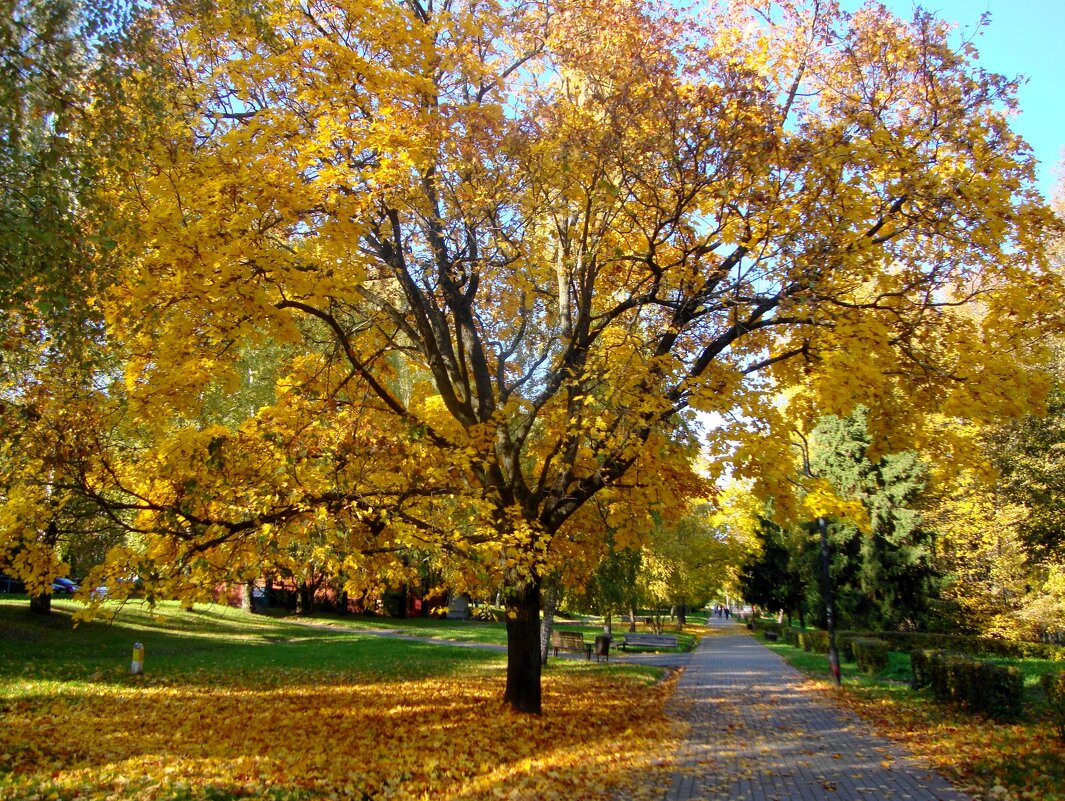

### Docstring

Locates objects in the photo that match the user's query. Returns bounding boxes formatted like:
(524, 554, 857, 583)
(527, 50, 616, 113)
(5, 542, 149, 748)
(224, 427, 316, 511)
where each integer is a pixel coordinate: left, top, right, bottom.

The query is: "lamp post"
(817, 515, 842, 687)
(794, 432, 842, 688)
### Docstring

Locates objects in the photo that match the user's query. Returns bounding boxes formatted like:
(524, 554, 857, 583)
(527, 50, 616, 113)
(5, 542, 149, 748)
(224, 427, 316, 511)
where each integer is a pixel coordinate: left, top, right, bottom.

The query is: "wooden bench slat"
(550, 630, 593, 659)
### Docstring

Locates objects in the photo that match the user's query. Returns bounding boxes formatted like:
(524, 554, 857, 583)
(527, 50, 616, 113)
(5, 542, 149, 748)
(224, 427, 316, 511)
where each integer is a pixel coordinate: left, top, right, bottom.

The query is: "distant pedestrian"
(724, 606, 731, 619)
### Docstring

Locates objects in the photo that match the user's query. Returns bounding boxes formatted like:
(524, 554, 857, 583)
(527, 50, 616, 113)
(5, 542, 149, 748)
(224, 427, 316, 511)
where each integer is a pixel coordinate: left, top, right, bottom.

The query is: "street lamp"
(794, 433, 842, 688)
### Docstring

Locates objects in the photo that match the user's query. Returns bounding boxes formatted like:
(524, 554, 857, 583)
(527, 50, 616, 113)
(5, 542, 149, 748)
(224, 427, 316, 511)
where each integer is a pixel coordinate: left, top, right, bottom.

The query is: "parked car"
(91, 576, 142, 599)
(0, 574, 25, 593)
(52, 577, 80, 594)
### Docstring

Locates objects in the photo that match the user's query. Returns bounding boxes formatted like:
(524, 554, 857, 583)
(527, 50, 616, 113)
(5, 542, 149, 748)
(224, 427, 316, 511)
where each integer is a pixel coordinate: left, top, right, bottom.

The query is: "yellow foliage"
(799, 479, 870, 533)
(0, 670, 681, 801)
(6, 0, 1063, 715)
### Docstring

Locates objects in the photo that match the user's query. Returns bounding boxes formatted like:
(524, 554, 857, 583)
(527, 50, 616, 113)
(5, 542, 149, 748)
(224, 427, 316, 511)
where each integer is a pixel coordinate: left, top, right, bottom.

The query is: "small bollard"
(131, 642, 144, 675)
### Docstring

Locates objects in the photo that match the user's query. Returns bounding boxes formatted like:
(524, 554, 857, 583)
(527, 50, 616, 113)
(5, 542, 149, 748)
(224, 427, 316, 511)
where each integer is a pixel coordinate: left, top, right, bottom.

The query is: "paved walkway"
(659, 617, 969, 801)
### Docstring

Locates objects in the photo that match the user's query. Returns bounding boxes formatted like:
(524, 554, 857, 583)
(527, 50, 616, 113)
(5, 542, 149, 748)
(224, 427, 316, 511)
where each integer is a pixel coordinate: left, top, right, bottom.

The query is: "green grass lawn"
(0, 598, 677, 801)
(291, 608, 700, 652)
(0, 597, 668, 688)
(756, 630, 1065, 801)
(297, 611, 512, 644)
(0, 599, 503, 690)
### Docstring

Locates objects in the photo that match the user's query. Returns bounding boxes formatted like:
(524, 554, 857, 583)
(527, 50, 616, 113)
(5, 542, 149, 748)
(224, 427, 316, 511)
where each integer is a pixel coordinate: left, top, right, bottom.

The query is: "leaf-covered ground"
(0, 602, 684, 801)
(765, 640, 1065, 801)
(835, 682, 1065, 801)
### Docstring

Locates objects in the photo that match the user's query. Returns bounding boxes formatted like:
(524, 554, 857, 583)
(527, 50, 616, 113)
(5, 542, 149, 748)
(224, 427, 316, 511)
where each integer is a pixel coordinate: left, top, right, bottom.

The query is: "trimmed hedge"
(751, 619, 783, 634)
(911, 649, 936, 689)
(800, 630, 830, 654)
(785, 627, 1065, 662)
(915, 649, 1024, 721)
(781, 627, 849, 657)
(836, 634, 860, 662)
(879, 631, 1065, 662)
(852, 638, 889, 675)
(1042, 671, 1065, 739)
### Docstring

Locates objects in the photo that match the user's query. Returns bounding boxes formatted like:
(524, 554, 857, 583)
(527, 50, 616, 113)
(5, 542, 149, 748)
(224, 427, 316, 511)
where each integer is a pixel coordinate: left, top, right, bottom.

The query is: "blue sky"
(843, 0, 1064, 201)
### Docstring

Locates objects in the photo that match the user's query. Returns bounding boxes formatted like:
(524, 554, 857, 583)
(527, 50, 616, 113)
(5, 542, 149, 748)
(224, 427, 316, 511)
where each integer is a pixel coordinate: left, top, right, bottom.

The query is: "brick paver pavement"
(659, 617, 970, 801)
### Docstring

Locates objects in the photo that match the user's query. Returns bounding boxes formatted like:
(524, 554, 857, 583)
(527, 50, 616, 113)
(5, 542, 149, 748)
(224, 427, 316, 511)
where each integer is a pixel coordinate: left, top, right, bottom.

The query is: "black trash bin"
(594, 635, 611, 663)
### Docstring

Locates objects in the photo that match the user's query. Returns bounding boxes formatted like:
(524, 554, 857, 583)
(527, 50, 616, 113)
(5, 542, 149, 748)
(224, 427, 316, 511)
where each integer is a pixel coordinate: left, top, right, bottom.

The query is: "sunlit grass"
(300, 608, 703, 651)
(759, 631, 1065, 801)
(0, 599, 676, 801)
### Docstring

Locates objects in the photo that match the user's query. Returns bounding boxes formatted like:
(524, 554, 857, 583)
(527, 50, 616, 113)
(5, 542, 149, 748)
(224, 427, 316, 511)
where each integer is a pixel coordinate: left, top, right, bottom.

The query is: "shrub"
(875, 631, 1065, 662)
(782, 627, 801, 647)
(1041, 671, 1065, 739)
(801, 630, 829, 654)
(852, 638, 889, 674)
(924, 650, 1024, 721)
(837, 634, 857, 662)
(910, 649, 936, 689)
(978, 662, 1024, 721)
(928, 651, 962, 702)
(757, 620, 783, 634)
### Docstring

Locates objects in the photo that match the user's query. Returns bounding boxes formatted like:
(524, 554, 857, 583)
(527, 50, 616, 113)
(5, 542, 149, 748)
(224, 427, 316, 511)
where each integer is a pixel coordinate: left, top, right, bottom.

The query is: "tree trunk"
(241, 581, 254, 613)
(30, 593, 51, 615)
(504, 577, 542, 714)
(539, 578, 560, 667)
(296, 581, 314, 615)
(677, 602, 687, 627)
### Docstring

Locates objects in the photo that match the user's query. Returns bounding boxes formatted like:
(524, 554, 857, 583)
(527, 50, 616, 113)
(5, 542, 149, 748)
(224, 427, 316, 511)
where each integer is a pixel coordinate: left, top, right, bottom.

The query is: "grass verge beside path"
(0, 599, 681, 801)
(757, 632, 1065, 801)
(298, 611, 703, 652)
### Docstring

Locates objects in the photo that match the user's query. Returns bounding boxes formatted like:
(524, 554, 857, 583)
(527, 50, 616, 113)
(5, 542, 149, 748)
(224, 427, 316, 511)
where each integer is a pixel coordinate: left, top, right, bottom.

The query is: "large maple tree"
(8, 0, 1061, 713)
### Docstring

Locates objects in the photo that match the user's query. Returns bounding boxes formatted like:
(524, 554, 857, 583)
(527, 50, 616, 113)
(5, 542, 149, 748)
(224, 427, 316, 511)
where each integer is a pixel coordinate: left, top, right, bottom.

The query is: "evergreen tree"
(810, 408, 940, 630)
(739, 518, 807, 625)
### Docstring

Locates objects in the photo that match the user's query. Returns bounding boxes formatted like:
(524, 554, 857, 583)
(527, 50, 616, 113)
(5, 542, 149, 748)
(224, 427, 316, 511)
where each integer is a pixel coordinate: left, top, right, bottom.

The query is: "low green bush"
(800, 630, 829, 654)
(910, 648, 936, 689)
(836, 634, 858, 662)
(779, 628, 1063, 663)
(852, 638, 889, 674)
(753, 619, 782, 634)
(1041, 671, 1065, 739)
(979, 662, 1024, 721)
(876, 631, 1065, 662)
(923, 649, 1023, 721)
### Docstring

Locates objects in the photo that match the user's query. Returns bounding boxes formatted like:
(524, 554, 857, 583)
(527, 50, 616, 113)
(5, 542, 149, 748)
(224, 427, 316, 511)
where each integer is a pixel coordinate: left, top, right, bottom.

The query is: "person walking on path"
(660, 616, 970, 801)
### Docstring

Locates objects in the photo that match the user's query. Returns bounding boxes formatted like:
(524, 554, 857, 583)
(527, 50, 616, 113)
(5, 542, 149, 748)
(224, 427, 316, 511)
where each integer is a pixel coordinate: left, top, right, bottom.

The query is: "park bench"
(617, 632, 678, 650)
(550, 630, 593, 659)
